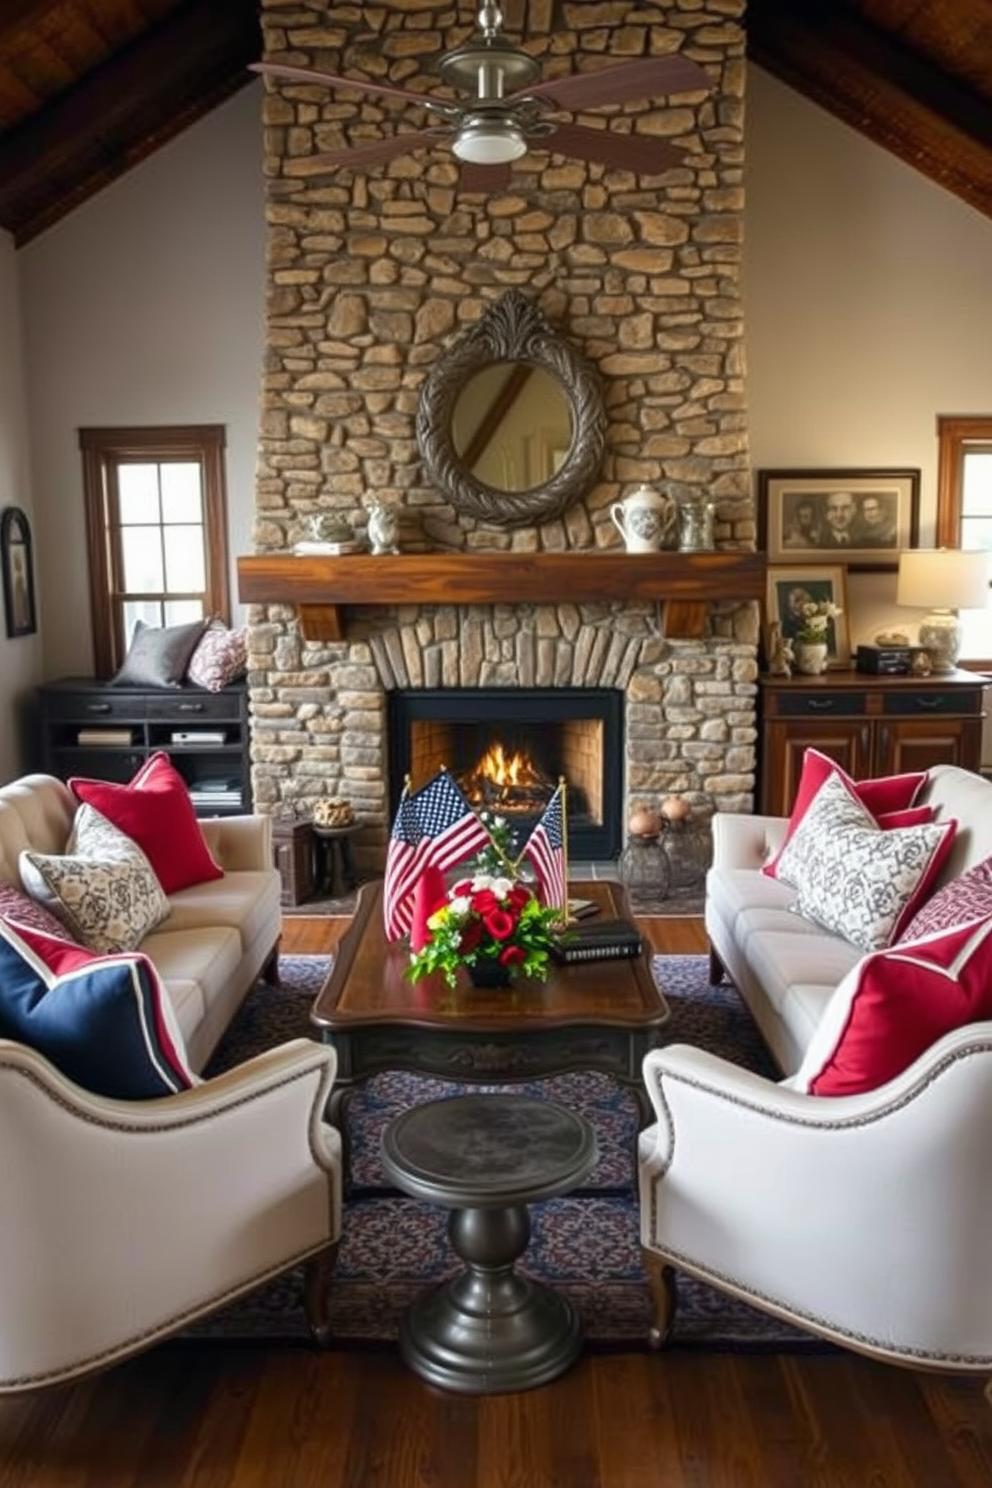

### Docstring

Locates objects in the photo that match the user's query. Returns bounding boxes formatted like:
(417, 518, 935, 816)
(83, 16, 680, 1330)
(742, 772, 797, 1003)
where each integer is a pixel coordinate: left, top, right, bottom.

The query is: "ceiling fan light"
(452, 119, 527, 164)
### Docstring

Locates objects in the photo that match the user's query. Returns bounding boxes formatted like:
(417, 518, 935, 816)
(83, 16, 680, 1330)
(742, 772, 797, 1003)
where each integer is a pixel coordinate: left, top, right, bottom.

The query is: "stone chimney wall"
(248, 0, 755, 870)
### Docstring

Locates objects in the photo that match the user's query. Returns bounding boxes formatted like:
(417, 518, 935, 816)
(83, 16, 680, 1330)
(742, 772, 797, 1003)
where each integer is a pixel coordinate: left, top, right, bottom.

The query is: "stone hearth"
(242, 0, 754, 875)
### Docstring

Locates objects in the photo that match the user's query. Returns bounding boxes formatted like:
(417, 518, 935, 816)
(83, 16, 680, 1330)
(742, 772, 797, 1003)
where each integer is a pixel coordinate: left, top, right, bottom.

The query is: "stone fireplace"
(390, 684, 624, 860)
(242, 0, 757, 878)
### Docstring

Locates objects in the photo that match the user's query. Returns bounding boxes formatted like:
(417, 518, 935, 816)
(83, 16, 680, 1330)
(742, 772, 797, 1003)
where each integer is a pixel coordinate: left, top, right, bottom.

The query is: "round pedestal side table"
(380, 1093, 598, 1395)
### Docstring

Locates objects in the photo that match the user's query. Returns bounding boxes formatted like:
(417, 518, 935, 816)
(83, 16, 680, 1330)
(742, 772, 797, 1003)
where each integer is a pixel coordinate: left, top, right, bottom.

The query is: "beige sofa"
(703, 763, 992, 1074)
(0, 772, 344, 1395)
(0, 772, 282, 1071)
(639, 764, 992, 1371)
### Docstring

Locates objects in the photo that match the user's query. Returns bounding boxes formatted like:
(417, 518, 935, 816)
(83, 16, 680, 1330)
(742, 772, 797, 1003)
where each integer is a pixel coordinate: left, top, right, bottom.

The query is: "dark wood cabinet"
(758, 669, 989, 817)
(37, 678, 252, 816)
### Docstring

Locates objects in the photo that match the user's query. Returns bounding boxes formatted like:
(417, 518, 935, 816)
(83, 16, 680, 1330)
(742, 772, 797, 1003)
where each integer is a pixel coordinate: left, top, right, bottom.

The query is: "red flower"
(458, 919, 483, 953)
(471, 888, 499, 915)
(451, 878, 473, 898)
(483, 908, 515, 941)
(507, 883, 532, 911)
(499, 944, 526, 967)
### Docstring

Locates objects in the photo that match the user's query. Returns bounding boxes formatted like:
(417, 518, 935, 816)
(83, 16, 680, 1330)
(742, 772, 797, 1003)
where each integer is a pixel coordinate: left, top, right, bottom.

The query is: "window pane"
(161, 463, 204, 523)
(123, 600, 163, 639)
(121, 528, 164, 591)
(163, 526, 206, 591)
(960, 517, 992, 552)
(118, 464, 162, 524)
(163, 599, 204, 626)
(962, 451, 992, 517)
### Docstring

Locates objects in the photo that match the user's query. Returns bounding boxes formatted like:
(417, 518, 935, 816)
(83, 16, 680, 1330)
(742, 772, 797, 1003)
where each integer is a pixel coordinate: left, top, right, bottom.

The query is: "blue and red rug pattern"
(198, 955, 807, 1350)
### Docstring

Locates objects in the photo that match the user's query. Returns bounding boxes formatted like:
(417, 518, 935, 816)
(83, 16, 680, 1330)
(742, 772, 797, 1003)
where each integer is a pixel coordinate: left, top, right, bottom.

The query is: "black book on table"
(551, 918, 643, 964)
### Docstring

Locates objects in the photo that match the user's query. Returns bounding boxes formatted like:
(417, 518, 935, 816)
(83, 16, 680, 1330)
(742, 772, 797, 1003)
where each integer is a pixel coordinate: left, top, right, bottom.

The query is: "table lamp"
(896, 548, 991, 672)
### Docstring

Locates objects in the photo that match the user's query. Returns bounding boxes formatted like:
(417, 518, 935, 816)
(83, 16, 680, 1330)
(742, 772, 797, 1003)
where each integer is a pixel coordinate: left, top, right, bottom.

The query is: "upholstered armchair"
(638, 1028, 992, 1372)
(0, 1036, 342, 1394)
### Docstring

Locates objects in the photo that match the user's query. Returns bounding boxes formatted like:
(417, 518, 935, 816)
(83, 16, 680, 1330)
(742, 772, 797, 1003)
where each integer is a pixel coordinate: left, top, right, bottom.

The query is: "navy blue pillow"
(0, 920, 195, 1099)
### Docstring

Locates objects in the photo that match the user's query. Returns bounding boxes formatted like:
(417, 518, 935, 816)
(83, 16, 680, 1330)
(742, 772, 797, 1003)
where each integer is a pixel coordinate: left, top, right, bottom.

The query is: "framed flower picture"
(758, 468, 920, 569)
(766, 565, 851, 668)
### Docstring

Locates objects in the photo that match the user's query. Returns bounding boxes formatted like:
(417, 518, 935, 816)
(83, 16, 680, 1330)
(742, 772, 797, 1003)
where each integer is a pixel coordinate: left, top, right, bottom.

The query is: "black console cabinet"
(37, 678, 251, 816)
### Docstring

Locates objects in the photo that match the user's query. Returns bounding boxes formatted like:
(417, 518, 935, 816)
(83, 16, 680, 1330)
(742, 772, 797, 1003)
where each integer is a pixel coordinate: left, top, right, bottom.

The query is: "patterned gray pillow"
(19, 803, 170, 953)
(775, 772, 956, 952)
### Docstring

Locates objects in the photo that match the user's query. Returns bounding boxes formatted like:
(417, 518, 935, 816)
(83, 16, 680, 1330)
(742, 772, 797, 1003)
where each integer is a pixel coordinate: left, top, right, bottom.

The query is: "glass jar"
(619, 833, 671, 911)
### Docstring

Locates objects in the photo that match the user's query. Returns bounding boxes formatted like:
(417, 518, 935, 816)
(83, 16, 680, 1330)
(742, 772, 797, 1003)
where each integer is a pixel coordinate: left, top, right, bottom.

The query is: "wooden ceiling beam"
(0, 0, 66, 45)
(0, 0, 260, 245)
(747, 0, 992, 221)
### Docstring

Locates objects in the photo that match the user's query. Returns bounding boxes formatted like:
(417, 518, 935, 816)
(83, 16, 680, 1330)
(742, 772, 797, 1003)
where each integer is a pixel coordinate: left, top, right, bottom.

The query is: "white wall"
(7, 64, 992, 771)
(19, 84, 266, 681)
(0, 231, 43, 781)
(745, 67, 992, 651)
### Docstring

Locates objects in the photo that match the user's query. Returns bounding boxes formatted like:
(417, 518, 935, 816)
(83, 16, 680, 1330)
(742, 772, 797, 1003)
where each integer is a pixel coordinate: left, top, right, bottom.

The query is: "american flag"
(521, 783, 568, 915)
(382, 771, 492, 940)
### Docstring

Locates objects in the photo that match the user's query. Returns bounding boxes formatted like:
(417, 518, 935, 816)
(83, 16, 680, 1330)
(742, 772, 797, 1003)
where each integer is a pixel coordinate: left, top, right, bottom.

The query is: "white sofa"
(703, 763, 992, 1075)
(0, 772, 344, 1394)
(639, 764, 992, 1372)
(0, 772, 283, 1071)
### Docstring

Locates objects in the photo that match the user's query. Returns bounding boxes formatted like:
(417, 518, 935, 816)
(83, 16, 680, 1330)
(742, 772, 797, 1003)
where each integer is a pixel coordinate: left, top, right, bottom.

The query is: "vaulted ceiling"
(2, 0, 991, 247)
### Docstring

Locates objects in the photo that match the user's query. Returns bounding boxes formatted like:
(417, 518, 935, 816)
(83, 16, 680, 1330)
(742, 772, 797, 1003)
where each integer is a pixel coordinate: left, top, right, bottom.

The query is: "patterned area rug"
(195, 954, 815, 1351)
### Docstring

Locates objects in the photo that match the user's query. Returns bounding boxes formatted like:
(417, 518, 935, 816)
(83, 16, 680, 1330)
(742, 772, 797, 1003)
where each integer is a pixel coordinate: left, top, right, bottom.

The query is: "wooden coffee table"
(311, 878, 669, 1121)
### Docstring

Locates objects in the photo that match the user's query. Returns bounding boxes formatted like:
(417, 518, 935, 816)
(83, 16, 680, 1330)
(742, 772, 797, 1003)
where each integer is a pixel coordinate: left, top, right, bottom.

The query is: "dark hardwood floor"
(2, 914, 990, 1488)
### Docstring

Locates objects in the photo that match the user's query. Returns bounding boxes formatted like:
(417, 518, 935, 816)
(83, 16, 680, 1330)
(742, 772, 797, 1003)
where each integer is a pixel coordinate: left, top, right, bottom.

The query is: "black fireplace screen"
(388, 687, 623, 861)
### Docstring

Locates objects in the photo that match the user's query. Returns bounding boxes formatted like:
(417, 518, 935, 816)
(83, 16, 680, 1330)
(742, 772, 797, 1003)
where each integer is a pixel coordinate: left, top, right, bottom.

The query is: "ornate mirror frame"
(416, 289, 607, 527)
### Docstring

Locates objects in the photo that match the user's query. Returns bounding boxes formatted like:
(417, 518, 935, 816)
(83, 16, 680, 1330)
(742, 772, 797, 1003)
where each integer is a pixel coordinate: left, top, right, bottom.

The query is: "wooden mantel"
(236, 551, 767, 642)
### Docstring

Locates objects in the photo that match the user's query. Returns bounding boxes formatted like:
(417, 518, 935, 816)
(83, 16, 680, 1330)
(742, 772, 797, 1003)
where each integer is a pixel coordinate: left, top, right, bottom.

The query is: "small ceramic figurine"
(767, 620, 794, 677)
(366, 497, 400, 555)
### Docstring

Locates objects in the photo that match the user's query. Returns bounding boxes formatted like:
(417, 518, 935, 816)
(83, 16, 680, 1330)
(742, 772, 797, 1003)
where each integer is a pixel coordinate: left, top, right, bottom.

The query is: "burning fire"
(475, 742, 543, 790)
(461, 740, 552, 811)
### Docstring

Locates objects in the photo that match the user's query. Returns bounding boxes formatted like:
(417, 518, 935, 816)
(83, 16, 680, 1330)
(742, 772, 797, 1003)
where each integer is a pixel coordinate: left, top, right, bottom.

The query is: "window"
(935, 415, 992, 666)
(80, 426, 231, 676)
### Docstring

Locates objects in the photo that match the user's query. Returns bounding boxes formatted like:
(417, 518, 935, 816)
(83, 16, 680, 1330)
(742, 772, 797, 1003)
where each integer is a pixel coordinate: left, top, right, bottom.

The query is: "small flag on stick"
(519, 781, 568, 919)
(383, 770, 492, 940)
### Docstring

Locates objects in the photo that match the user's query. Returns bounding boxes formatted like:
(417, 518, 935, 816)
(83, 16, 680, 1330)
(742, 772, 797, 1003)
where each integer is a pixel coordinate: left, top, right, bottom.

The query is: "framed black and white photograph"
(766, 565, 851, 668)
(1, 506, 37, 638)
(758, 468, 920, 569)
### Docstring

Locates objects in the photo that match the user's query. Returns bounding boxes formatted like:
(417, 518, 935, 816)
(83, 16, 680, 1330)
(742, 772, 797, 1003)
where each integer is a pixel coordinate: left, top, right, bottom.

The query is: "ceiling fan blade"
(249, 61, 451, 115)
(538, 120, 686, 176)
(517, 53, 709, 111)
(297, 130, 442, 172)
(457, 160, 513, 193)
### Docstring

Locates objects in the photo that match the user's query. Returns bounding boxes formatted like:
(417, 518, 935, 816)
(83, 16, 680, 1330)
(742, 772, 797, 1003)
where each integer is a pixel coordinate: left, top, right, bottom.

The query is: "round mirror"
(451, 365, 572, 495)
(416, 291, 606, 527)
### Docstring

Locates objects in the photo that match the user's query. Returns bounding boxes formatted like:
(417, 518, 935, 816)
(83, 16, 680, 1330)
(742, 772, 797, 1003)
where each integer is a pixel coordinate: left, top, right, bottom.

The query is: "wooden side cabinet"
(37, 678, 252, 817)
(758, 668, 990, 817)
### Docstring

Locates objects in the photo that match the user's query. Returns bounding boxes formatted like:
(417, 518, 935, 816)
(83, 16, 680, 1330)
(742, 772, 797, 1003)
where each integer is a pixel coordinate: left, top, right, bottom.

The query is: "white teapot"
(610, 485, 678, 554)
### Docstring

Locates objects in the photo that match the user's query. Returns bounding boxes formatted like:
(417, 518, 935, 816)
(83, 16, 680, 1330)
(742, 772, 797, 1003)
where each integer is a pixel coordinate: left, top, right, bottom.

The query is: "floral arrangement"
(407, 871, 562, 988)
(794, 598, 842, 645)
(471, 811, 519, 875)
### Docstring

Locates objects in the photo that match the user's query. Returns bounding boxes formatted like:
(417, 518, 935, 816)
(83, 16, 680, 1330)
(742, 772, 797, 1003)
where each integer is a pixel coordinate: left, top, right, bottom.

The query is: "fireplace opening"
(388, 688, 623, 861)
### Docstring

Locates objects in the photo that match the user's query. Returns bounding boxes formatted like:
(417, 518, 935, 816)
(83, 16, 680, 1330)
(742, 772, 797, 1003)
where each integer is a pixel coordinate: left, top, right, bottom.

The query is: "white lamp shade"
(896, 549, 991, 611)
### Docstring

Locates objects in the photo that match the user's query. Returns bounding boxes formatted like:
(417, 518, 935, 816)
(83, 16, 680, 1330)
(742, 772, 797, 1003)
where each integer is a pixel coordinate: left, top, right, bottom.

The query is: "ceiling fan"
(251, 2, 711, 190)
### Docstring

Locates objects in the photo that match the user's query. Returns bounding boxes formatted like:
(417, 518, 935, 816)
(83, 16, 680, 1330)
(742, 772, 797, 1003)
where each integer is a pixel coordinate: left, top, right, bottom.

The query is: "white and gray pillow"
(775, 772, 956, 952)
(19, 803, 169, 954)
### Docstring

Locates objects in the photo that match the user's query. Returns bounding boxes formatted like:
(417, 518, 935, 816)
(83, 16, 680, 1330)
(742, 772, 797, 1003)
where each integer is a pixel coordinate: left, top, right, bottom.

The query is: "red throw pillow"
(69, 753, 223, 895)
(791, 915, 992, 1097)
(764, 748, 929, 880)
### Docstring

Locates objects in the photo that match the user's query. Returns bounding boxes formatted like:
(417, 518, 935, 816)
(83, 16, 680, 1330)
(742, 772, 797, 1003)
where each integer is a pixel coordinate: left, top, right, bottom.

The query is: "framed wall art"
(1, 506, 37, 638)
(766, 565, 851, 668)
(758, 468, 920, 569)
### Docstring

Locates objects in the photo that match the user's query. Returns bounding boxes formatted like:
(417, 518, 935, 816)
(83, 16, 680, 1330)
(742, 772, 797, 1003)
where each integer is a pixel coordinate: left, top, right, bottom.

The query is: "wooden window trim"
(935, 414, 992, 670)
(80, 425, 230, 677)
